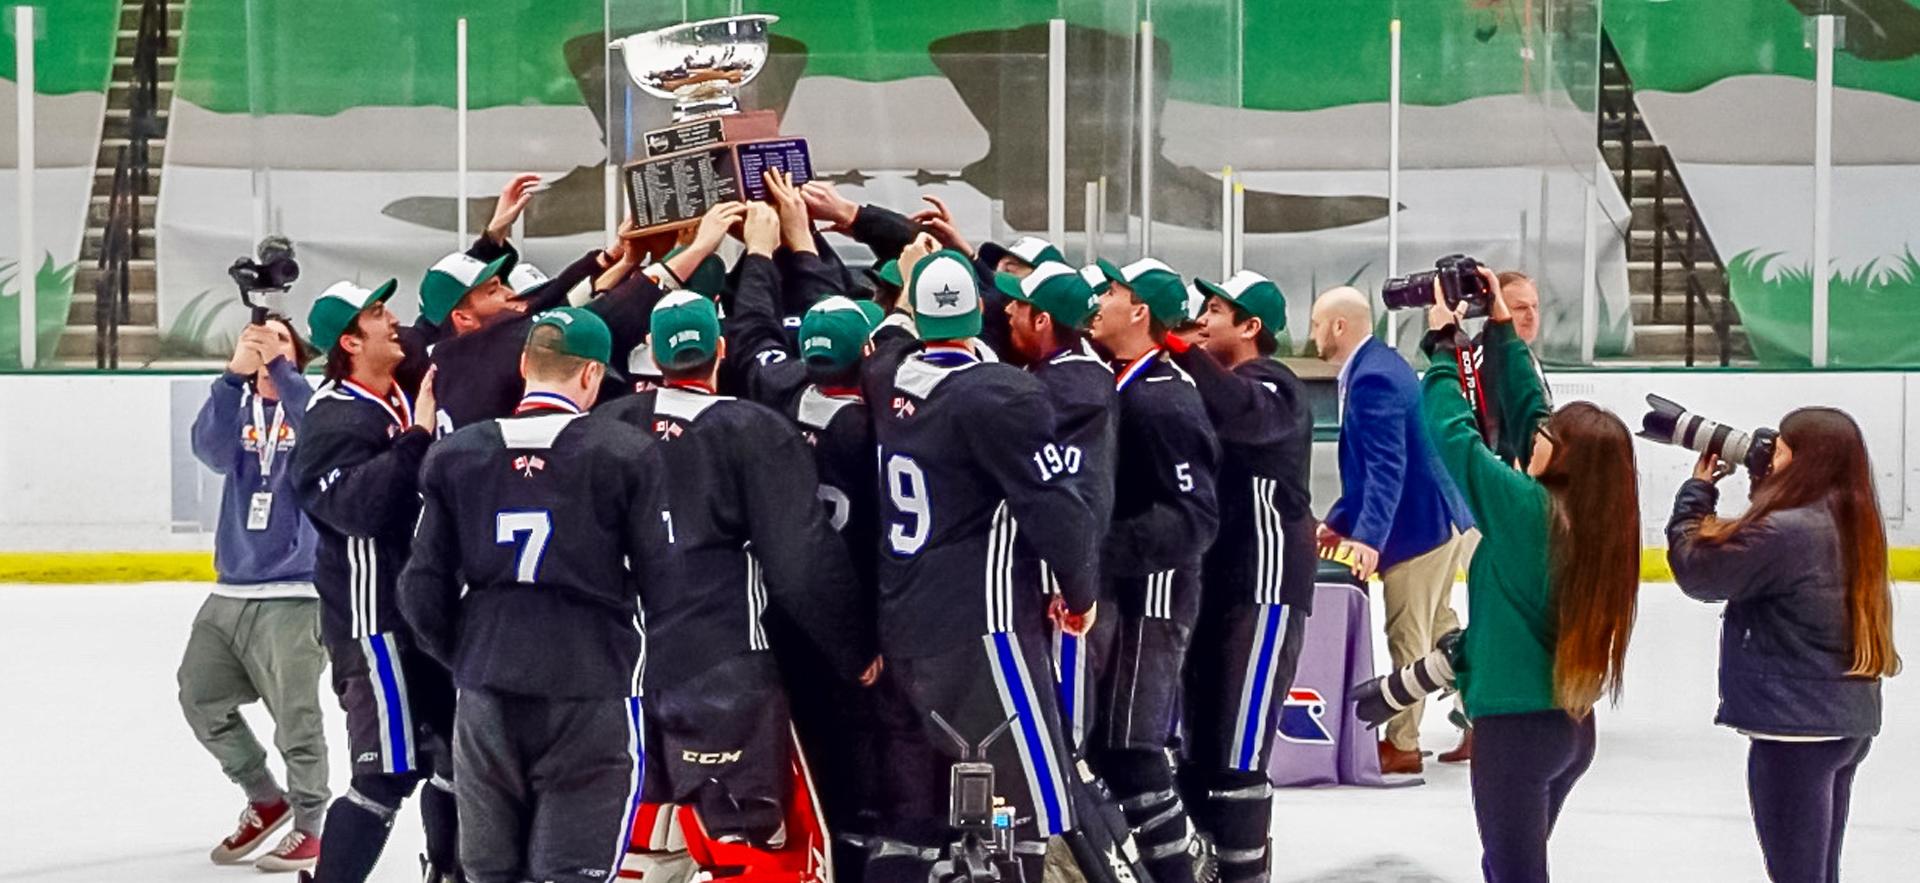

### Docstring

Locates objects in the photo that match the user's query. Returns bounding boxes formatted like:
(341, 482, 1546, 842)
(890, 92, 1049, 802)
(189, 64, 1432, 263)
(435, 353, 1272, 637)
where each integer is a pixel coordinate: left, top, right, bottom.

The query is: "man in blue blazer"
(1310, 287, 1473, 774)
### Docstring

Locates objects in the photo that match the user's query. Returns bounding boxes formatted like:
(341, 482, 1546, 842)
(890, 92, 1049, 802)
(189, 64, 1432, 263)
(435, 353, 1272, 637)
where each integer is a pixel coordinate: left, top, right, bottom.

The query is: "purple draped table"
(1268, 582, 1417, 788)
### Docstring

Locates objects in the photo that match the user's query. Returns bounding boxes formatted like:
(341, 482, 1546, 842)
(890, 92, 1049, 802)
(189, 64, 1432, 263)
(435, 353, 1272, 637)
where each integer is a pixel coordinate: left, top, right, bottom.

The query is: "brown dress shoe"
(1438, 730, 1474, 764)
(1378, 740, 1425, 775)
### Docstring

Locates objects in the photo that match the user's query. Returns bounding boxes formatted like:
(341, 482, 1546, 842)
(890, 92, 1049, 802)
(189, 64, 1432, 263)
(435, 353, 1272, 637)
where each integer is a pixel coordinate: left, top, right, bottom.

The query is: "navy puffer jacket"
(1667, 479, 1882, 738)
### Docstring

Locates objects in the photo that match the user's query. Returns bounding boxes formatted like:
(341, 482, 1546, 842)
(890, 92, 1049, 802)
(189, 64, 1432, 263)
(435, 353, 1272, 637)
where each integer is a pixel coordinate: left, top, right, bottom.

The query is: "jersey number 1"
(496, 510, 552, 583)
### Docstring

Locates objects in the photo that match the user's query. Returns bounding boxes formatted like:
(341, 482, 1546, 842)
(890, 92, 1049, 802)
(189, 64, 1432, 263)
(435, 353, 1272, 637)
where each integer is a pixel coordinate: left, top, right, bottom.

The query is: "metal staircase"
(1598, 31, 1752, 365)
(58, 0, 177, 366)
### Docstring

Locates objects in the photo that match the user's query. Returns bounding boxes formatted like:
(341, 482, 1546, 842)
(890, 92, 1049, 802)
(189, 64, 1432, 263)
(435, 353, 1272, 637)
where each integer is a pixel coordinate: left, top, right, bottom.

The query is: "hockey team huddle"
(285, 171, 1316, 883)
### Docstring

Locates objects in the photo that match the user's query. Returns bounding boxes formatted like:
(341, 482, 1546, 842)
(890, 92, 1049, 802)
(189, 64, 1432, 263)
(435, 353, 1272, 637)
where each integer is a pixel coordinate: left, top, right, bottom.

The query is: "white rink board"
(0, 371, 1916, 552)
(0, 581, 1913, 881)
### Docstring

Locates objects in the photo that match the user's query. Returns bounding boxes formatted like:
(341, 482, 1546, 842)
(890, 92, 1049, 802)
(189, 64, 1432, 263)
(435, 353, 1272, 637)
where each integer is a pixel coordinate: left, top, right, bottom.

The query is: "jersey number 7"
(496, 510, 553, 582)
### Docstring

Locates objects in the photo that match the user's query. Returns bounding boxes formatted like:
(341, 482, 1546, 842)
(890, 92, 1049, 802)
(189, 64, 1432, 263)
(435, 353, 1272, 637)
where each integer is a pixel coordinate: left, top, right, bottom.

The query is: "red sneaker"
(255, 829, 321, 872)
(211, 799, 292, 864)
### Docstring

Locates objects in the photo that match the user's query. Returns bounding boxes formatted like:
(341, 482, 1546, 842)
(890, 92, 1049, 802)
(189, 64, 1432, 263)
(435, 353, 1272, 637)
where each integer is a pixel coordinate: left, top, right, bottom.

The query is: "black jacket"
(1667, 479, 1883, 738)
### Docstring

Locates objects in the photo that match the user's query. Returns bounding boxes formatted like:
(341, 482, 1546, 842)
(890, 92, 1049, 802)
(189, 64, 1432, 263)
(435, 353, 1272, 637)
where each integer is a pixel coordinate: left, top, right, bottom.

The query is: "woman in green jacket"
(1419, 271, 1642, 882)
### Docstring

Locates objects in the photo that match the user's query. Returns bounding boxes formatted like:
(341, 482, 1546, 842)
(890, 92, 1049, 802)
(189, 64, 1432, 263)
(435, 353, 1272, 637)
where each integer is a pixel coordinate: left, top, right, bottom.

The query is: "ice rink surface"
(0, 581, 1914, 882)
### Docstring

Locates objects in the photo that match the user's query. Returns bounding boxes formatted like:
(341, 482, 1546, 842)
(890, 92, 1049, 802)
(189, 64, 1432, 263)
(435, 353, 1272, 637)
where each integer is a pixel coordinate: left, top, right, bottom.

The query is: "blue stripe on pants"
(1058, 633, 1080, 738)
(608, 696, 647, 877)
(1237, 605, 1284, 770)
(367, 636, 411, 774)
(993, 632, 1065, 833)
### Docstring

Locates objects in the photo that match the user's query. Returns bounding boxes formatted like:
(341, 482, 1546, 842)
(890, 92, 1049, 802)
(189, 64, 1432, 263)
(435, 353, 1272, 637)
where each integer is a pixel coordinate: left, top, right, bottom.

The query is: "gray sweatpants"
(178, 594, 332, 834)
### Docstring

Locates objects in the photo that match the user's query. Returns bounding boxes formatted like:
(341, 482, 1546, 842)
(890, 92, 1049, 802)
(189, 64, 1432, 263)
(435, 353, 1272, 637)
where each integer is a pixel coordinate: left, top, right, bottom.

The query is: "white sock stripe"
(985, 634, 1055, 833)
(385, 632, 417, 772)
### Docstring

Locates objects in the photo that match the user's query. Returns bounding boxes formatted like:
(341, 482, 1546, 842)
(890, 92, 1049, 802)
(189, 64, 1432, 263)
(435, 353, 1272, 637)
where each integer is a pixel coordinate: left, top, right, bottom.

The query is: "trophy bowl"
(611, 14, 780, 120)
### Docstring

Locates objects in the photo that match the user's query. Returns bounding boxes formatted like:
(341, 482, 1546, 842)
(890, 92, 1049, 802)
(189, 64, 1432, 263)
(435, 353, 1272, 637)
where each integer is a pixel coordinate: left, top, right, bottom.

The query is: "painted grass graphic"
(0, 256, 76, 370)
(1729, 249, 1920, 367)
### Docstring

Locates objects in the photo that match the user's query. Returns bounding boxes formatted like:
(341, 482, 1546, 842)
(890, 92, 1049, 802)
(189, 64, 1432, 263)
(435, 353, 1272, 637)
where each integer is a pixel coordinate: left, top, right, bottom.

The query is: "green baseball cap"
(800, 296, 885, 370)
(664, 246, 728, 297)
(979, 236, 1066, 272)
(995, 261, 1098, 329)
(1194, 270, 1288, 334)
(420, 251, 510, 325)
(649, 291, 722, 369)
(528, 306, 614, 365)
(1080, 262, 1116, 295)
(307, 278, 398, 354)
(867, 259, 903, 290)
(1099, 258, 1189, 326)
(908, 250, 984, 342)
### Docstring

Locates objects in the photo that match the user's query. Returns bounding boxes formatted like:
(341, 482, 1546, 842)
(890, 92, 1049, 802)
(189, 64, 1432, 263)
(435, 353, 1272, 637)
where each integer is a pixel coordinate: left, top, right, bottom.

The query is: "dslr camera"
(1639, 395, 1779, 480)
(1382, 254, 1492, 319)
(228, 236, 301, 323)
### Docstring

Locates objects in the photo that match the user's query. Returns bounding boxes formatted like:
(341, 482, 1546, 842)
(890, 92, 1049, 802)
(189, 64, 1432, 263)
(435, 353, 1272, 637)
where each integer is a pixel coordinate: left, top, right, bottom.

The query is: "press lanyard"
(249, 393, 288, 478)
(337, 378, 414, 430)
(1115, 347, 1162, 392)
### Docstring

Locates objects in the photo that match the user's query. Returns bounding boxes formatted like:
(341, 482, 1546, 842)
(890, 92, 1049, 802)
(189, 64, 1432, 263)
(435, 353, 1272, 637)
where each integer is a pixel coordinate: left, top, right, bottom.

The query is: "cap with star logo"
(909, 249, 983, 342)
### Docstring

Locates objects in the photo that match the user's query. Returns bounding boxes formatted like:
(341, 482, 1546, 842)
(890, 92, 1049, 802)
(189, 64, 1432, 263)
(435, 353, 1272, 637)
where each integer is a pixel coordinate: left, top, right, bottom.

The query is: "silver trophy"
(607, 14, 812, 233)
(611, 14, 779, 121)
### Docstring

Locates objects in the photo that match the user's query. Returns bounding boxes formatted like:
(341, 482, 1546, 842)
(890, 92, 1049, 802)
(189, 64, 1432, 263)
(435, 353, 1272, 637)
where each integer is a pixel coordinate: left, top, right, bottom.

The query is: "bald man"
(1309, 287, 1472, 775)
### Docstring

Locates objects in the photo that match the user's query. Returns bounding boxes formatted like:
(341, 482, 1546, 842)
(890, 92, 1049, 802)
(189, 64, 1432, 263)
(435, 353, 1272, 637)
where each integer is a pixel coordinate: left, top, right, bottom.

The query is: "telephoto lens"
(1638, 394, 1779, 479)
(1352, 629, 1463, 728)
(1380, 254, 1491, 317)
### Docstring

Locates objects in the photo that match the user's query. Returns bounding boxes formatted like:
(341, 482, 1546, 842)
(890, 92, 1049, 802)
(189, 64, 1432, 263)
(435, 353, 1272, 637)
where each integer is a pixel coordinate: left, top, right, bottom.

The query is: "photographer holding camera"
(1666, 409, 1901, 883)
(183, 316, 328, 872)
(1419, 270, 1641, 882)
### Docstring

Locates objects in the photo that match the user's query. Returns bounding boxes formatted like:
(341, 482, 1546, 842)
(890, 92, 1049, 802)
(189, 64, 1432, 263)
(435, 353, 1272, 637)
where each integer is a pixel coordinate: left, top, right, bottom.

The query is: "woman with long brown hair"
(1668, 407, 1900, 882)
(1420, 272, 1642, 881)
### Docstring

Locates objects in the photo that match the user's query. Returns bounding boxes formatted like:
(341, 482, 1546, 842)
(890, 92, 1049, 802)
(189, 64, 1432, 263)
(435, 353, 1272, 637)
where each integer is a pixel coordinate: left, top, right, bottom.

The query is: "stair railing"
(1597, 31, 1734, 367)
(95, 0, 167, 367)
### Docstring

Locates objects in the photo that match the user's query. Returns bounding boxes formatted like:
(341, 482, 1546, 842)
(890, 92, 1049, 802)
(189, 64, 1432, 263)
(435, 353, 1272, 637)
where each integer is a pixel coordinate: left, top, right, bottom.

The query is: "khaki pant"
(178, 595, 331, 833)
(1380, 530, 1472, 752)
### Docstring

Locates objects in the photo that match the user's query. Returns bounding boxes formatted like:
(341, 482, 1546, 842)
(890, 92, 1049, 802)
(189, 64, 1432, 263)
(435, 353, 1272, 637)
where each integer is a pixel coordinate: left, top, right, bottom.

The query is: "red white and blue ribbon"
(337, 378, 414, 429)
(514, 391, 583, 415)
(1114, 347, 1162, 392)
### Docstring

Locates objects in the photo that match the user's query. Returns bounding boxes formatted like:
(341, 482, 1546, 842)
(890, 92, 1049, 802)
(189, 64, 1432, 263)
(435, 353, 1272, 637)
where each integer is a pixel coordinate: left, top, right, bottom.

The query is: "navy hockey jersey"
(1171, 346, 1316, 610)
(290, 379, 431, 644)
(596, 386, 871, 686)
(864, 347, 1101, 659)
(1016, 342, 1118, 596)
(398, 399, 670, 699)
(1105, 349, 1221, 621)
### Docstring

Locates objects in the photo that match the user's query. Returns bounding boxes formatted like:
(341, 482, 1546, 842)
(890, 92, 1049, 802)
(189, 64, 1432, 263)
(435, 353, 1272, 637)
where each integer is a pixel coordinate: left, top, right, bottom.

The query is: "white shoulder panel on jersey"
(895, 355, 979, 399)
(497, 412, 585, 450)
(654, 386, 733, 422)
(1049, 340, 1112, 371)
(797, 385, 859, 430)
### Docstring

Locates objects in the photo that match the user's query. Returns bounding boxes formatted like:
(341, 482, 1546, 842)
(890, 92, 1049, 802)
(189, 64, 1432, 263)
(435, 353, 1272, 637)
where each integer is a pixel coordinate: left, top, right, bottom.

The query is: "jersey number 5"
(496, 510, 552, 583)
(885, 454, 930, 555)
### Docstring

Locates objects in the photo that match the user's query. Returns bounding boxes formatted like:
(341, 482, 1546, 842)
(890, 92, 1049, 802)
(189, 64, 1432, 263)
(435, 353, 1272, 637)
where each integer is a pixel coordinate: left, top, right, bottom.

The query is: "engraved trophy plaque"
(610, 14, 814, 232)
